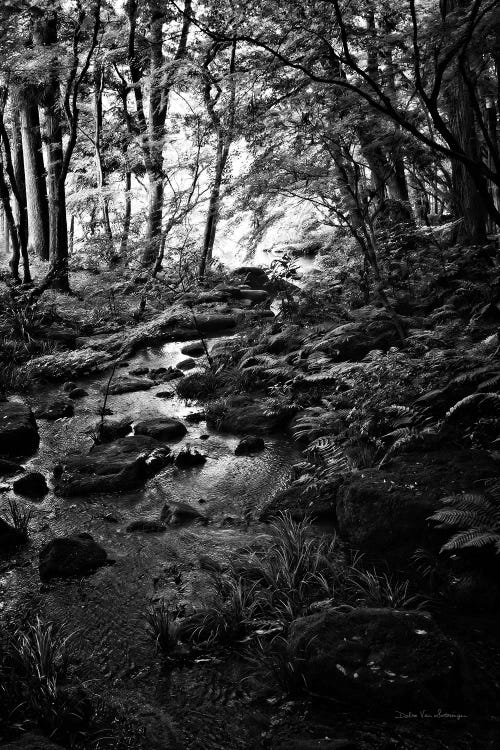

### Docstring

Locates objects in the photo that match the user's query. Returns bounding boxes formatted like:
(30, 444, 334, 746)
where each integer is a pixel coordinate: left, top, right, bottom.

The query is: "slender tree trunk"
(121, 170, 131, 256)
(34, 10, 69, 291)
(1, 205, 9, 257)
(10, 104, 31, 282)
(94, 61, 113, 246)
(19, 86, 50, 261)
(0, 159, 20, 281)
(199, 139, 225, 278)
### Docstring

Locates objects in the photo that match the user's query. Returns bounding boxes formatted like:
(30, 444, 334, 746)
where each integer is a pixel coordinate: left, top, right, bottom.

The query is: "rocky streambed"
(1, 333, 302, 749)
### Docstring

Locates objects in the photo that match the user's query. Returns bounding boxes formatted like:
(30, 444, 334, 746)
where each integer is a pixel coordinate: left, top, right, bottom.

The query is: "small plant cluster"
(144, 515, 422, 694)
(0, 616, 108, 747)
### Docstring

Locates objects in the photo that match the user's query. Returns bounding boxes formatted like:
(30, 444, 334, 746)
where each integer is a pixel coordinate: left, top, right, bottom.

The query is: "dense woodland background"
(0, 0, 498, 291)
(2, 2, 500, 750)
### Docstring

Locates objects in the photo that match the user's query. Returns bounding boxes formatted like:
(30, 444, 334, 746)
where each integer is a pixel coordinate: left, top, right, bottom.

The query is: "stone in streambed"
(181, 341, 206, 357)
(106, 376, 155, 394)
(177, 357, 197, 371)
(235, 436, 265, 455)
(129, 366, 150, 376)
(156, 390, 175, 398)
(0, 401, 39, 457)
(35, 398, 74, 420)
(289, 607, 460, 712)
(53, 435, 170, 496)
(13, 471, 48, 497)
(161, 501, 206, 525)
(174, 447, 206, 468)
(39, 533, 110, 580)
(95, 416, 132, 442)
(135, 417, 187, 441)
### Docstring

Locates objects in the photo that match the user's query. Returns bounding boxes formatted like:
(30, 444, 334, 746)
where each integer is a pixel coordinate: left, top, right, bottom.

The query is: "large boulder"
(13, 471, 48, 497)
(39, 533, 109, 580)
(310, 319, 400, 362)
(53, 435, 171, 496)
(209, 396, 295, 436)
(336, 449, 500, 560)
(289, 607, 461, 712)
(134, 417, 187, 441)
(235, 436, 265, 456)
(260, 478, 340, 522)
(0, 401, 39, 457)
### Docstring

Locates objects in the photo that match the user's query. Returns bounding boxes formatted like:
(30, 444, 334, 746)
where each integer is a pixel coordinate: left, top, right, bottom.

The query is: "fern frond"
(429, 509, 491, 529)
(442, 530, 500, 553)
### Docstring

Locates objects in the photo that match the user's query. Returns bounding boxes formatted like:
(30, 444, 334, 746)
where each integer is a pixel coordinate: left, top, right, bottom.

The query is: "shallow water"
(1, 334, 300, 748)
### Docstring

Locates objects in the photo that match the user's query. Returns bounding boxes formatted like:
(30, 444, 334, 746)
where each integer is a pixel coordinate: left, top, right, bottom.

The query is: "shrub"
(176, 370, 221, 400)
(144, 601, 180, 653)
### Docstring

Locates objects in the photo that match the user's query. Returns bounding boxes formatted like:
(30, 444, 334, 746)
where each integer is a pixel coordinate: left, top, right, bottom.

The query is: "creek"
(1, 333, 301, 749)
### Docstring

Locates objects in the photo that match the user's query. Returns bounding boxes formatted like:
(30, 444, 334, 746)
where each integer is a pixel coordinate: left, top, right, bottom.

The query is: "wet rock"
(235, 436, 265, 455)
(0, 458, 24, 476)
(209, 396, 295, 436)
(336, 449, 500, 561)
(0, 401, 39, 457)
(155, 367, 184, 382)
(174, 447, 206, 468)
(53, 436, 171, 496)
(177, 357, 197, 371)
(289, 607, 460, 712)
(1, 734, 64, 750)
(68, 387, 88, 399)
(185, 411, 206, 423)
(162, 501, 206, 524)
(0, 517, 26, 550)
(181, 341, 206, 357)
(62, 380, 77, 392)
(191, 312, 237, 333)
(95, 416, 132, 442)
(314, 319, 400, 362)
(135, 417, 187, 441)
(106, 376, 155, 394)
(35, 397, 74, 420)
(155, 390, 175, 398)
(126, 519, 167, 533)
(129, 366, 150, 376)
(260, 478, 340, 521)
(13, 471, 48, 497)
(39, 533, 110, 580)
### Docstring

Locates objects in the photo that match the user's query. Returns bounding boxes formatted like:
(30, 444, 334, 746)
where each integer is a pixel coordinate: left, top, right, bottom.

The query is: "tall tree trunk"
(127, 0, 191, 266)
(34, 9, 69, 290)
(94, 61, 113, 246)
(442, 0, 486, 243)
(10, 103, 31, 282)
(19, 86, 50, 261)
(0, 158, 21, 281)
(199, 139, 225, 279)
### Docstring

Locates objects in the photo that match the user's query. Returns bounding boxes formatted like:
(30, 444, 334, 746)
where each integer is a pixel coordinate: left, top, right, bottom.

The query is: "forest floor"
(1, 246, 500, 749)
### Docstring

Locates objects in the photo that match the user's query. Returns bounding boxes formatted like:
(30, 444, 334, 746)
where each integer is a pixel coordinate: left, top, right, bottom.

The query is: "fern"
(445, 392, 500, 424)
(429, 491, 500, 555)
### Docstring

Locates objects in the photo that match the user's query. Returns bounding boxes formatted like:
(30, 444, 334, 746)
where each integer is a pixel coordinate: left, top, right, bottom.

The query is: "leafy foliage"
(429, 492, 500, 555)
